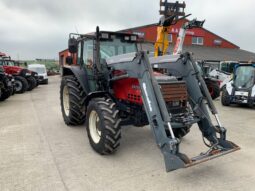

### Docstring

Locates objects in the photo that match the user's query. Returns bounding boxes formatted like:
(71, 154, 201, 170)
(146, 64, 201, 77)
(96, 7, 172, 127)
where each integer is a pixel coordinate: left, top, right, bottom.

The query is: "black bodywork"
(230, 64, 255, 106)
(0, 66, 14, 100)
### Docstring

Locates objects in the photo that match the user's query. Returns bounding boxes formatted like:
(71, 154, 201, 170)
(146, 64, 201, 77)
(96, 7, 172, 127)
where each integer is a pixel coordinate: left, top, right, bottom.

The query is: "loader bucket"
(164, 141, 240, 172)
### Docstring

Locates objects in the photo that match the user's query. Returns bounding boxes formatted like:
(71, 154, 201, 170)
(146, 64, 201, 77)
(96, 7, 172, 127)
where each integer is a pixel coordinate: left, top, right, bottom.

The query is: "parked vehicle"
(222, 63, 255, 107)
(0, 58, 37, 93)
(28, 64, 48, 84)
(59, 30, 239, 173)
(0, 66, 14, 101)
(197, 62, 221, 100)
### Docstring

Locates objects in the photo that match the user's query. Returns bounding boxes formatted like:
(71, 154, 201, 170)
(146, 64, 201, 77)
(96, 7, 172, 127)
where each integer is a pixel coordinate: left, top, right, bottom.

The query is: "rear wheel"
(86, 98, 121, 155)
(27, 76, 37, 91)
(60, 75, 86, 125)
(207, 82, 220, 100)
(15, 76, 28, 94)
(221, 87, 231, 106)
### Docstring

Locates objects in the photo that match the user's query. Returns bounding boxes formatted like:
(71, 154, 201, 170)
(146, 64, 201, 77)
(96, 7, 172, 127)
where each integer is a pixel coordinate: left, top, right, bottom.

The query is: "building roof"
(140, 43, 255, 62)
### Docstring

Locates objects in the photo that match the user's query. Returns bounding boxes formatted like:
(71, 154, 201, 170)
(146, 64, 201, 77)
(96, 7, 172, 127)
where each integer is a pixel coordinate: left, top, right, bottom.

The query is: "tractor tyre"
(0, 89, 12, 101)
(221, 87, 231, 106)
(27, 76, 37, 91)
(86, 97, 121, 155)
(248, 99, 254, 108)
(60, 75, 86, 126)
(208, 83, 220, 100)
(15, 76, 28, 94)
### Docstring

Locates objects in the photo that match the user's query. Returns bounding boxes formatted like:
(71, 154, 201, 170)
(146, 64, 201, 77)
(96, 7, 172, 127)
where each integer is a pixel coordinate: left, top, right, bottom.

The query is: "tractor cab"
(222, 63, 255, 107)
(233, 64, 255, 90)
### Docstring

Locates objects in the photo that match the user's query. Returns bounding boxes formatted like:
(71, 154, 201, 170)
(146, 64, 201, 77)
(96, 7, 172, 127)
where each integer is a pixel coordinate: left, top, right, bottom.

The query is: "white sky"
(0, 0, 254, 60)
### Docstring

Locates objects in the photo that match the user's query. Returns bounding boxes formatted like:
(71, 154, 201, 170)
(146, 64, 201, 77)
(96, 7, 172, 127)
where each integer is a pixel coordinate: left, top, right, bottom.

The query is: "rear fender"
(62, 66, 90, 95)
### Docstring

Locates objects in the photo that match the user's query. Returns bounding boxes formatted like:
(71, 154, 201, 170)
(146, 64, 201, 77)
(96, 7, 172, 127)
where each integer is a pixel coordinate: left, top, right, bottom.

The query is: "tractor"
(60, 24, 239, 171)
(222, 63, 255, 108)
(0, 57, 38, 93)
(197, 61, 221, 100)
(0, 66, 15, 101)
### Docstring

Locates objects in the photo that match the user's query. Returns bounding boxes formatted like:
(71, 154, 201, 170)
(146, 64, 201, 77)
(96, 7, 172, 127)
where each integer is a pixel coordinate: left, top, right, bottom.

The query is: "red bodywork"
(2, 65, 23, 75)
(112, 72, 164, 105)
(113, 78, 143, 105)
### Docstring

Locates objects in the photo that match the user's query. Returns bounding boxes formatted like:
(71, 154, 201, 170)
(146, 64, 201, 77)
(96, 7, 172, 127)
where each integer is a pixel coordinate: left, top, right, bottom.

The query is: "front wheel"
(15, 76, 28, 94)
(86, 98, 121, 155)
(221, 87, 231, 106)
(0, 89, 12, 101)
(27, 76, 37, 91)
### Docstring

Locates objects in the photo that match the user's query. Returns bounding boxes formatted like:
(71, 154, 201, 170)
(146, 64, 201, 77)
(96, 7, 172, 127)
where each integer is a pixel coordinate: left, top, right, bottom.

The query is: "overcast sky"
(0, 0, 255, 60)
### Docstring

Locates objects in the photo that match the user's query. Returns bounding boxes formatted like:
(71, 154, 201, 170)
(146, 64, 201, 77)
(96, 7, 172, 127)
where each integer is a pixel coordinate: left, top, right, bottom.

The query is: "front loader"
(60, 27, 239, 172)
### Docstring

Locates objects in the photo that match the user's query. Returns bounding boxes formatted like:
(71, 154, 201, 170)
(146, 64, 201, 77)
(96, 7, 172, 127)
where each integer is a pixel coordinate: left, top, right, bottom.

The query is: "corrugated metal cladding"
(120, 19, 239, 49)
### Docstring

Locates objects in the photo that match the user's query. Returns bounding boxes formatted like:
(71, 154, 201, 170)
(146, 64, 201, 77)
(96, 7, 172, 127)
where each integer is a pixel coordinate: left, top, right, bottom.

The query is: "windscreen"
(0, 60, 15, 66)
(100, 38, 137, 59)
(220, 62, 237, 73)
(234, 66, 255, 89)
(29, 67, 46, 74)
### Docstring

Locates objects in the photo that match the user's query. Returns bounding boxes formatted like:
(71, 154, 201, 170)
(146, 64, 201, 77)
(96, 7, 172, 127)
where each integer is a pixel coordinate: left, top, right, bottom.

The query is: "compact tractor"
(222, 63, 255, 107)
(0, 56, 38, 93)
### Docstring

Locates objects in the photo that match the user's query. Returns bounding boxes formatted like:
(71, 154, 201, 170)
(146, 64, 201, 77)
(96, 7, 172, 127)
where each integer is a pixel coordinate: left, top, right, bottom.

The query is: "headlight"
(25, 73, 31, 76)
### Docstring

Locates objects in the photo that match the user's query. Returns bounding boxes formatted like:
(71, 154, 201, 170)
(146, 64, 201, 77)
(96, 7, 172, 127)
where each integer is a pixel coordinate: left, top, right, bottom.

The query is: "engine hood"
(3, 65, 24, 75)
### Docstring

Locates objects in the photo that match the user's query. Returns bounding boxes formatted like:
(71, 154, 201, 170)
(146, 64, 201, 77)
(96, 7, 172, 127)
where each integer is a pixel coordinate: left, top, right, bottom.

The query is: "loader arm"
(107, 51, 240, 172)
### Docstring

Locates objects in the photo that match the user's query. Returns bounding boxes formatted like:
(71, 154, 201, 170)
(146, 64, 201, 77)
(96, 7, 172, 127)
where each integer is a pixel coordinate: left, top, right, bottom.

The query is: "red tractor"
(0, 56, 38, 93)
(0, 66, 15, 101)
(59, 26, 239, 172)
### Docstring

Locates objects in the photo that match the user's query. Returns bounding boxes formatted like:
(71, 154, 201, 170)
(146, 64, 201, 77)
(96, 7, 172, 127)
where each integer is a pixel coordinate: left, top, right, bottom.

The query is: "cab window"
(83, 40, 94, 68)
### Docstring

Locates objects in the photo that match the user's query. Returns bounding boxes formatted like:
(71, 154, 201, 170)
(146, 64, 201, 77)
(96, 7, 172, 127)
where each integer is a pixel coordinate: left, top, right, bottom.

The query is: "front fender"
(84, 91, 113, 107)
(62, 66, 90, 95)
(226, 82, 233, 95)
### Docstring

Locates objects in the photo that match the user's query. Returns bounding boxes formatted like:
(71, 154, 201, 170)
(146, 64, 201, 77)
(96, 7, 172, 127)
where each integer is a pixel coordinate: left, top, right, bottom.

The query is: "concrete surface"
(0, 76, 254, 191)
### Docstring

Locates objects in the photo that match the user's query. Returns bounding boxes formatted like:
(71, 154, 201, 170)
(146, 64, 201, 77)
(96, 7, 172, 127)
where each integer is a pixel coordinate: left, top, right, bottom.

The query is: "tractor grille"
(159, 82, 188, 102)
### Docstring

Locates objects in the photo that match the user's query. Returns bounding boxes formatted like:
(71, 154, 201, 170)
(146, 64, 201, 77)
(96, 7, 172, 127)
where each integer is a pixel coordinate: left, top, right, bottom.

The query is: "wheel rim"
(63, 85, 70, 116)
(89, 110, 101, 144)
(15, 81, 22, 92)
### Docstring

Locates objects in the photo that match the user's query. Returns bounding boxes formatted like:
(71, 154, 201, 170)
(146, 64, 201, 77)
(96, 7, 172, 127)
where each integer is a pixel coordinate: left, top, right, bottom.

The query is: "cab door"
(80, 40, 97, 92)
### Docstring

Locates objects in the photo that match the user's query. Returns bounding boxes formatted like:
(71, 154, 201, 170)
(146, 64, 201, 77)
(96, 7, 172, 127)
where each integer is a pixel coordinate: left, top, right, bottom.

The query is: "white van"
(28, 64, 48, 84)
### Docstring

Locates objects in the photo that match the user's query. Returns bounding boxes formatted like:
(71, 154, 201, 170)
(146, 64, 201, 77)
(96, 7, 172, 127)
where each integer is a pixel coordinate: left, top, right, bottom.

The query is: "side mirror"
(68, 38, 78, 53)
(66, 56, 73, 65)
